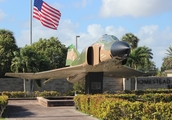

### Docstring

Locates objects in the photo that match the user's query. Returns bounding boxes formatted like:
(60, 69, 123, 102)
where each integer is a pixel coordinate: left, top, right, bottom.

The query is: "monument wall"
(0, 78, 73, 93)
(0, 77, 123, 93)
(0, 78, 23, 91)
(1, 77, 172, 93)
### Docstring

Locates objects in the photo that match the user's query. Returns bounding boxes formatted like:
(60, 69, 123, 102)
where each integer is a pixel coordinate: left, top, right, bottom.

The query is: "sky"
(0, 0, 172, 69)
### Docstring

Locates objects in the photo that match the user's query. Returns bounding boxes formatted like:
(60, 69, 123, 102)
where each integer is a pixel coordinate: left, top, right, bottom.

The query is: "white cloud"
(0, 0, 5, 2)
(137, 25, 159, 45)
(99, 0, 172, 17)
(0, 0, 6, 21)
(74, 0, 92, 8)
(87, 24, 104, 37)
(141, 25, 159, 35)
(0, 9, 6, 21)
(137, 25, 172, 68)
(51, 2, 64, 10)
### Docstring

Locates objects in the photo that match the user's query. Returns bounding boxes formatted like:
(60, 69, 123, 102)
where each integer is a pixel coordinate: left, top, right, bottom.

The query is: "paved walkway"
(4, 100, 98, 120)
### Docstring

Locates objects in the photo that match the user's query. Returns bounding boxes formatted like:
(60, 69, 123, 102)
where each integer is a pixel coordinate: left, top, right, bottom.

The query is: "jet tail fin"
(66, 44, 80, 66)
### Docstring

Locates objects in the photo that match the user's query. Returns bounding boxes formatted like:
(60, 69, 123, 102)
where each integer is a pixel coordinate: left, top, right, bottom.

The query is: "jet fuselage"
(70, 34, 131, 67)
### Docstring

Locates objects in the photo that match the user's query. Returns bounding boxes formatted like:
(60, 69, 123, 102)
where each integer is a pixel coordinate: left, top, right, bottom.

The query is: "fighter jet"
(5, 34, 144, 83)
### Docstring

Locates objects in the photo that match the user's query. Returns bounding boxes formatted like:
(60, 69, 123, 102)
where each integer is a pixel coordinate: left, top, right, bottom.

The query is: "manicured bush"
(99, 93, 172, 103)
(2, 91, 60, 98)
(143, 89, 172, 94)
(62, 89, 75, 96)
(74, 94, 172, 120)
(129, 89, 172, 94)
(113, 94, 137, 102)
(34, 91, 60, 97)
(0, 95, 8, 118)
(141, 93, 172, 103)
(2, 91, 28, 98)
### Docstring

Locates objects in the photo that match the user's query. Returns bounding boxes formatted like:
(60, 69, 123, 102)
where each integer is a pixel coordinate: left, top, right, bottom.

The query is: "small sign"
(91, 82, 101, 89)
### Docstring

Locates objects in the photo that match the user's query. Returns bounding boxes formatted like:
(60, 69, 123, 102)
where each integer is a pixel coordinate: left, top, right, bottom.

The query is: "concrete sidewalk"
(4, 100, 98, 120)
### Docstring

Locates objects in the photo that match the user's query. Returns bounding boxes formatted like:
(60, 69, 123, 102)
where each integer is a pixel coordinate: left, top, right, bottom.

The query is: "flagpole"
(30, 0, 32, 45)
(24, 0, 33, 92)
(30, 0, 33, 92)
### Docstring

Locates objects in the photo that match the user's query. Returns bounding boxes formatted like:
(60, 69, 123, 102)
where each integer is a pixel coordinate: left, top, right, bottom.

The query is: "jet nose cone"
(110, 41, 131, 58)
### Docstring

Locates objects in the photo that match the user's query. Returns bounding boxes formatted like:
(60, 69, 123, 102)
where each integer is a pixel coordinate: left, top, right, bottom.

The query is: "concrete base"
(37, 96, 74, 107)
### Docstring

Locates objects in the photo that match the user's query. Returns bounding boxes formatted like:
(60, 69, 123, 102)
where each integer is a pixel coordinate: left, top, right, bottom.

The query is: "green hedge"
(74, 95, 172, 120)
(117, 93, 172, 103)
(2, 91, 60, 98)
(141, 93, 172, 102)
(125, 89, 172, 95)
(0, 95, 8, 118)
(91, 93, 172, 103)
(108, 94, 137, 102)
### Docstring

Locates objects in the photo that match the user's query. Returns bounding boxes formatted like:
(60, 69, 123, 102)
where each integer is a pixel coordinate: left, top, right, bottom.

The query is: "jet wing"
(103, 65, 146, 77)
(5, 73, 35, 79)
(5, 65, 86, 80)
(5, 62, 147, 81)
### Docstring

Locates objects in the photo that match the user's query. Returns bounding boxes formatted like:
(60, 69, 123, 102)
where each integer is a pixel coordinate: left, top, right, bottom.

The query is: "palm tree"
(11, 47, 41, 92)
(161, 46, 172, 71)
(0, 29, 18, 77)
(11, 48, 31, 92)
(11, 49, 29, 73)
(121, 33, 139, 51)
(166, 45, 172, 57)
(126, 46, 154, 71)
(11, 51, 22, 73)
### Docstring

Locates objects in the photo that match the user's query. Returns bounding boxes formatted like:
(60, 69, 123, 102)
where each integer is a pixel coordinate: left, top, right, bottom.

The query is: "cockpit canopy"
(96, 34, 119, 44)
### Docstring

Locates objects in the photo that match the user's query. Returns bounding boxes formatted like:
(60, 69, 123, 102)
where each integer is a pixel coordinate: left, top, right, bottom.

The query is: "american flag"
(33, 0, 61, 30)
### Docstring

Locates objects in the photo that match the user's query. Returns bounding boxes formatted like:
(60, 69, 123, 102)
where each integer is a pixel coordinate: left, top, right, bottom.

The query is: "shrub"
(141, 93, 172, 103)
(120, 89, 172, 94)
(2, 91, 60, 98)
(35, 91, 60, 97)
(73, 80, 85, 94)
(0, 95, 8, 118)
(63, 90, 75, 96)
(74, 94, 172, 120)
(2, 91, 29, 98)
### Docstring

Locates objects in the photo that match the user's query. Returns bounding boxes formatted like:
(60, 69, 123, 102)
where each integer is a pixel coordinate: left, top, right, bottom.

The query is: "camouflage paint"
(71, 48, 87, 66)
(65, 44, 80, 66)
(66, 34, 121, 66)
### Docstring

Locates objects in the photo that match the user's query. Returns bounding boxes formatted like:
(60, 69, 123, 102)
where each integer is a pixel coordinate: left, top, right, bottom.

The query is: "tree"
(156, 68, 166, 77)
(11, 46, 50, 73)
(136, 46, 155, 71)
(0, 29, 18, 77)
(31, 37, 67, 69)
(11, 50, 23, 73)
(121, 33, 139, 50)
(161, 46, 172, 71)
(126, 46, 154, 72)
